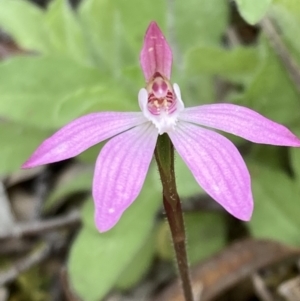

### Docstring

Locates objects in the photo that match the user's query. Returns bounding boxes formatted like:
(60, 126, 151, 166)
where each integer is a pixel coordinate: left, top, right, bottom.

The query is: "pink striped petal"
(180, 104, 300, 146)
(140, 21, 172, 82)
(93, 123, 158, 232)
(23, 112, 146, 168)
(169, 122, 253, 221)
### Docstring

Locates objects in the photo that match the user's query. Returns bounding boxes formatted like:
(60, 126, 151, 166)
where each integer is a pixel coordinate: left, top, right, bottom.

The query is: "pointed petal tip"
(94, 209, 122, 233)
(182, 104, 300, 147)
(21, 156, 42, 169)
(21, 149, 52, 169)
(140, 21, 172, 81)
(146, 21, 162, 34)
(169, 122, 255, 224)
(287, 135, 300, 147)
(230, 195, 253, 222)
(233, 207, 253, 222)
(21, 161, 32, 169)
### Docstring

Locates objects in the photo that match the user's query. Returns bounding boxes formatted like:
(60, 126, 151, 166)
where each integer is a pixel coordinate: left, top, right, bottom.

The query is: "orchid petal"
(93, 123, 158, 232)
(169, 122, 253, 220)
(23, 112, 146, 168)
(140, 21, 172, 81)
(180, 104, 300, 146)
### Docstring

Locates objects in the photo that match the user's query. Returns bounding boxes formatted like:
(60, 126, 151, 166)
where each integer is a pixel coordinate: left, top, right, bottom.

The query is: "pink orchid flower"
(23, 22, 300, 232)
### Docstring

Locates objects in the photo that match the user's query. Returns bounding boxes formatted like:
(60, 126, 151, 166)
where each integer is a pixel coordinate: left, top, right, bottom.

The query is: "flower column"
(139, 23, 194, 300)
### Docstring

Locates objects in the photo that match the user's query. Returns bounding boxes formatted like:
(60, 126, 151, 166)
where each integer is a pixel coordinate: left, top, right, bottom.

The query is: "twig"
(0, 211, 81, 240)
(154, 239, 300, 301)
(226, 27, 240, 47)
(278, 276, 300, 301)
(252, 272, 274, 301)
(0, 242, 52, 286)
(33, 170, 53, 219)
(0, 181, 15, 234)
(261, 17, 300, 93)
(0, 240, 34, 256)
(0, 287, 8, 301)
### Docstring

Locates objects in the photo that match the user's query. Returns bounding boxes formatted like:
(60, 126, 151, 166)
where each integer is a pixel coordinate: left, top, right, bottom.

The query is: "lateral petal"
(93, 123, 158, 232)
(140, 21, 172, 82)
(23, 112, 146, 167)
(180, 104, 300, 146)
(169, 122, 253, 221)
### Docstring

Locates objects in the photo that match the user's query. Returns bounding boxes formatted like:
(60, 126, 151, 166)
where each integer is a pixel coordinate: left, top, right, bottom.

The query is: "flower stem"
(155, 134, 194, 301)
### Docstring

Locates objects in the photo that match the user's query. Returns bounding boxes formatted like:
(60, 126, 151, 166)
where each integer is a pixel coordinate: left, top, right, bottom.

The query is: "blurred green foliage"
(235, 0, 273, 24)
(68, 172, 161, 300)
(156, 212, 226, 265)
(1, 0, 300, 300)
(248, 162, 300, 245)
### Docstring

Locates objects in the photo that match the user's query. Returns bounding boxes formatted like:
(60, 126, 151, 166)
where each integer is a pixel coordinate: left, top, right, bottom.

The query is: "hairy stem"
(155, 134, 194, 301)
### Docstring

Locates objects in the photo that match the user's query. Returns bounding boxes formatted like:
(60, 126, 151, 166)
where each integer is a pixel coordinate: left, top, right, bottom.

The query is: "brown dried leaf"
(154, 239, 300, 301)
(278, 276, 300, 301)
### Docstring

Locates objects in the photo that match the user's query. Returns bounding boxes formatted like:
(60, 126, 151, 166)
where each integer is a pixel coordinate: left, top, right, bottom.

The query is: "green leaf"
(270, 1, 300, 64)
(175, 155, 204, 198)
(45, 0, 89, 63)
(78, 0, 139, 72)
(77, 143, 104, 164)
(78, 0, 227, 74)
(43, 169, 93, 213)
(0, 56, 137, 129)
(272, 0, 300, 18)
(186, 46, 262, 82)
(0, 122, 50, 175)
(68, 171, 161, 301)
(174, 0, 228, 53)
(235, 0, 273, 24)
(291, 150, 300, 182)
(0, 0, 51, 53)
(114, 0, 167, 54)
(170, 0, 228, 95)
(185, 212, 226, 265)
(178, 74, 216, 108)
(289, 127, 300, 181)
(248, 163, 300, 246)
(0, 0, 92, 61)
(115, 233, 155, 290)
(232, 40, 300, 125)
(156, 212, 226, 265)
